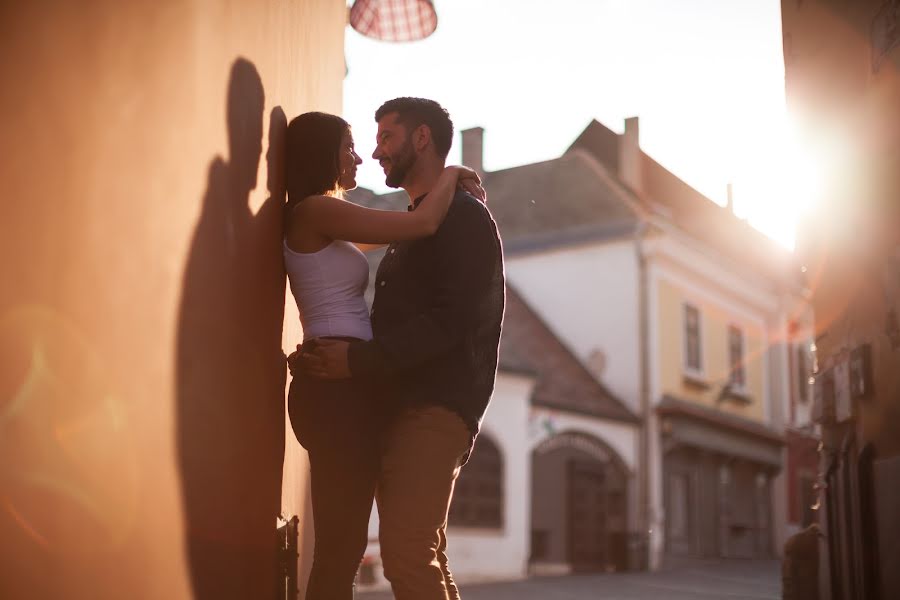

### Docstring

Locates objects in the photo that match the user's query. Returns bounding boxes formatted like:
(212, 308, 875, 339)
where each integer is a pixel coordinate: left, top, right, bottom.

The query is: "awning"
(658, 395, 785, 469)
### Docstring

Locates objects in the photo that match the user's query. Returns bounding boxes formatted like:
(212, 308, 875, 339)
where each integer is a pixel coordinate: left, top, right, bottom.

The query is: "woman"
(283, 111, 481, 600)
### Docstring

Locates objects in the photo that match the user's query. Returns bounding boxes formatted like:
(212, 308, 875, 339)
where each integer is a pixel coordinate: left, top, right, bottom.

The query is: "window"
(667, 472, 690, 540)
(728, 325, 746, 388)
(796, 345, 810, 403)
(449, 434, 503, 528)
(683, 303, 702, 373)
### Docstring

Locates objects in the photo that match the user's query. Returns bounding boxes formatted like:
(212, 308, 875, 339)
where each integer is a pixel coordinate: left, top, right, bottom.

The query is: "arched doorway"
(530, 431, 629, 573)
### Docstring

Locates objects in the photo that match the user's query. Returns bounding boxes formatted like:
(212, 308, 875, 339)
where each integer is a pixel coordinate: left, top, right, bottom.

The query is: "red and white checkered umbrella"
(349, 0, 438, 42)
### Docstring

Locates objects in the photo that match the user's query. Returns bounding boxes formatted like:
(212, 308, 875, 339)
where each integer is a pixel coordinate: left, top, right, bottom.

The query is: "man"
(301, 97, 505, 599)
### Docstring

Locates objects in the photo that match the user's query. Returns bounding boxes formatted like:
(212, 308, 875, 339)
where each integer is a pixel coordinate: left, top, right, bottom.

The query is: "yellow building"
(570, 118, 812, 566)
(655, 275, 767, 423)
(645, 222, 807, 562)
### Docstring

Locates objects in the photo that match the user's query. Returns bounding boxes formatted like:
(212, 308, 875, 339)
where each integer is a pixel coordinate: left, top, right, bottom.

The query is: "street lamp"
(349, 0, 438, 42)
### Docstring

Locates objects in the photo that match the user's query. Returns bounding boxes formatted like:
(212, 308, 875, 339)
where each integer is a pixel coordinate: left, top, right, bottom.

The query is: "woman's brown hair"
(285, 111, 349, 211)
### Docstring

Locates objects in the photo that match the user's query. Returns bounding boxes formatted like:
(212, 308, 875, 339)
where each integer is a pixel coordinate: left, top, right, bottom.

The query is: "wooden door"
(666, 470, 693, 556)
(567, 459, 608, 571)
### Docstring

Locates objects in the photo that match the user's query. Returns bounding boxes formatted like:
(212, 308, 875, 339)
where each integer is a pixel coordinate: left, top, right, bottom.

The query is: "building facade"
(489, 118, 811, 570)
(0, 2, 346, 598)
(352, 114, 811, 584)
(783, 1, 900, 598)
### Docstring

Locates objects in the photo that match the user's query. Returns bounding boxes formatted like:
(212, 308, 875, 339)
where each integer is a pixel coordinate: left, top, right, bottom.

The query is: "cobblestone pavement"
(357, 559, 780, 599)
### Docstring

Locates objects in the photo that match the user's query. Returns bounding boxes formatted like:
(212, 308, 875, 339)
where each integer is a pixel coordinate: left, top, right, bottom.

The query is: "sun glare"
(732, 115, 828, 249)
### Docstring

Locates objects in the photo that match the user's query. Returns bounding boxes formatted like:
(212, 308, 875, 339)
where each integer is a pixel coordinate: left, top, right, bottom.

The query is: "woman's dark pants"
(288, 364, 381, 600)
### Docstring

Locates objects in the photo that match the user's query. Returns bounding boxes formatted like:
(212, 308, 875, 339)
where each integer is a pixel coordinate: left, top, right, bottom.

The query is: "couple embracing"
(283, 97, 505, 600)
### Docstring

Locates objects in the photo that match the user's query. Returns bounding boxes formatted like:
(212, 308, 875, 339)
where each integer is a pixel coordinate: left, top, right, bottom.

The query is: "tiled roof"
(657, 395, 784, 445)
(570, 119, 797, 283)
(481, 152, 640, 247)
(500, 286, 639, 424)
(346, 187, 406, 211)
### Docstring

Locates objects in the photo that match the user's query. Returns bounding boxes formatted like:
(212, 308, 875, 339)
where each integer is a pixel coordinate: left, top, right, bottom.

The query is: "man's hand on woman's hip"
(287, 339, 352, 379)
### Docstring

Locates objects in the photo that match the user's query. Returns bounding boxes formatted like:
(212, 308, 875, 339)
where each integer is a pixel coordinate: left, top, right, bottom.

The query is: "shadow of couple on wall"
(176, 57, 288, 599)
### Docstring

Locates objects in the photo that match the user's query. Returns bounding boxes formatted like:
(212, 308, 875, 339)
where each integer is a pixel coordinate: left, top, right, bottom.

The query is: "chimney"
(726, 182, 735, 214)
(461, 127, 485, 178)
(619, 116, 642, 193)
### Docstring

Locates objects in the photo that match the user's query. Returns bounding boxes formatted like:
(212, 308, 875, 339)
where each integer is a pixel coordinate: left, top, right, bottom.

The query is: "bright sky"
(344, 0, 815, 248)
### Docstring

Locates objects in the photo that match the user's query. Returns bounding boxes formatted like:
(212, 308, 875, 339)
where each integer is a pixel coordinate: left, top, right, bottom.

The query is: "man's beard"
(384, 138, 416, 188)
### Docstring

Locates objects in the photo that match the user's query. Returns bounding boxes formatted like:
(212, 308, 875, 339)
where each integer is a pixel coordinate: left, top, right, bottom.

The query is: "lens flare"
(0, 306, 140, 556)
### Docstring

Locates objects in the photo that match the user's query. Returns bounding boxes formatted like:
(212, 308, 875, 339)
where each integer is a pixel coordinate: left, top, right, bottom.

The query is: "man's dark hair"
(375, 97, 453, 160)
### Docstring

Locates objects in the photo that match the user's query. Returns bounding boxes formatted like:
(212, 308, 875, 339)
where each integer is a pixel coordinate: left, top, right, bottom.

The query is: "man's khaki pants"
(377, 406, 473, 600)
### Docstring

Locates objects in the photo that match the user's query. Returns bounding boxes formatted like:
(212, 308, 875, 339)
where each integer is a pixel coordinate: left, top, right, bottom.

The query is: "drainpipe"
(622, 116, 654, 569)
(635, 219, 652, 570)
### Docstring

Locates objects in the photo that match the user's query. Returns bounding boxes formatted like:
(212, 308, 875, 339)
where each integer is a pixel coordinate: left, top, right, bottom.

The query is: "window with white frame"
(683, 303, 702, 373)
(728, 324, 746, 388)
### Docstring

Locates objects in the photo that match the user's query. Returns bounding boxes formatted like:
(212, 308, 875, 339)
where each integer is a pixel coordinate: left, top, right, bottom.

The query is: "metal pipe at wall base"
(276, 515, 300, 599)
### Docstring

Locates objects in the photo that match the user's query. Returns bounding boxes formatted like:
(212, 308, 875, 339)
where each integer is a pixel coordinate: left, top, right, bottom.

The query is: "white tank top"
(284, 239, 373, 341)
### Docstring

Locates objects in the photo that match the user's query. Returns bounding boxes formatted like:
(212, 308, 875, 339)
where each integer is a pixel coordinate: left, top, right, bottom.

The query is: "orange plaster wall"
(0, 1, 345, 597)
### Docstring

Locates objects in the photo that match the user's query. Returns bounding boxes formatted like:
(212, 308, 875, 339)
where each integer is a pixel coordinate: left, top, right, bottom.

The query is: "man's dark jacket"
(347, 190, 505, 436)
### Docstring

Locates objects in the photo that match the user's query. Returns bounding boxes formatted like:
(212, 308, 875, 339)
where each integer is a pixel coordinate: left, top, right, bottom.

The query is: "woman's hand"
(450, 165, 487, 203)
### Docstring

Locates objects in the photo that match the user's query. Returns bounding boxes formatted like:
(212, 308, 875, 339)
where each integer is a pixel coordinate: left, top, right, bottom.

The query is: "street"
(357, 559, 780, 599)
